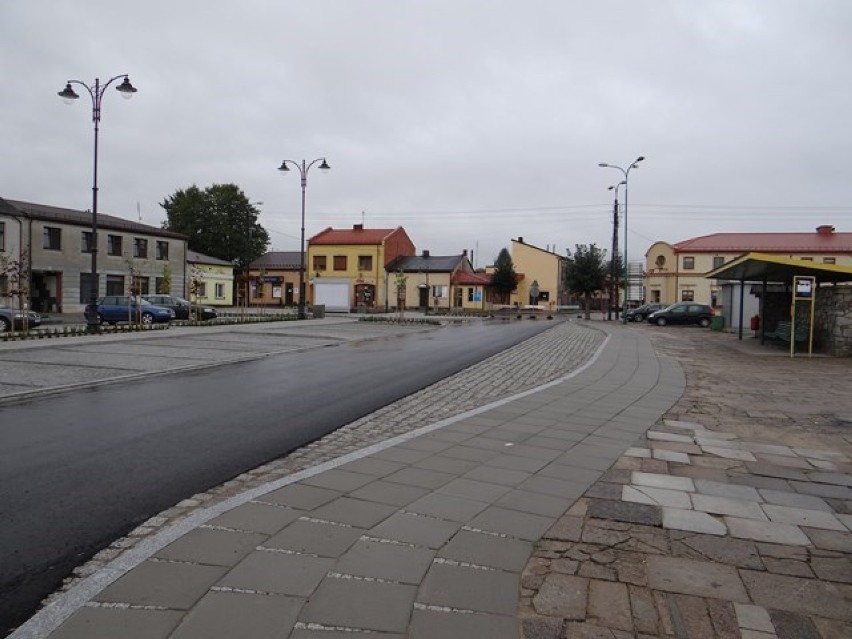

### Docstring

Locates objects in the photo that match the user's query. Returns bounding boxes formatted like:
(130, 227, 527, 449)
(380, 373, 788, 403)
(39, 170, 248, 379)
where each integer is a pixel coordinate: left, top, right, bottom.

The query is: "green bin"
(710, 315, 725, 331)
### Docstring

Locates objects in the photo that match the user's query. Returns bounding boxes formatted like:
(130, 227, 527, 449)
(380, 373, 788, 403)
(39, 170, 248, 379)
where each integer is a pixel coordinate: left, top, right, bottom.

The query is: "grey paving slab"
(646, 555, 749, 602)
(808, 472, 852, 487)
(702, 446, 758, 462)
(761, 504, 847, 531)
(412, 455, 481, 475)
(486, 453, 551, 473)
(435, 477, 511, 502)
(662, 507, 727, 535)
(219, 550, 334, 596)
(741, 570, 852, 622)
(264, 519, 364, 557)
(725, 517, 811, 545)
(691, 494, 768, 520)
(459, 436, 520, 452)
(632, 471, 695, 492)
(291, 630, 401, 639)
(461, 464, 532, 487)
(802, 527, 852, 552)
(745, 462, 809, 482)
(409, 609, 519, 639)
(154, 527, 267, 566)
(208, 502, 301, 535)
(299, 577, 417, 633)
(437, 529, 533, 572)
(790, 480, 852, 500)
(735, 603, 776, 633)
(623, 485, 691, 508)
(309, 496, 398, 529)
(261, 484, 342, 510)
(384, 466, 457, 489)
(467, 505, 555, 541)
(95, 560, 228, 608)
(759, 488, 833, 512)
(348, 479, 431, 506)
(554, 451, 618, 471)
(336, 538, 435, 584)
(169, 590, 303, 639)
(495, 489, 575, 518)
(370, 512, 460, 548)
(417, 562, 520, 614)
(694, 479, 763, 502)
(537, 463, 603, 485)
(48, 607, 184, 639)
(396, 437, 455, 453)
(337, 457, 407, 477)
(440, 444, 502, 463)
(300, 469, 377, 492)
(370, 447, 434, 464)
(405, 492, 489, 522)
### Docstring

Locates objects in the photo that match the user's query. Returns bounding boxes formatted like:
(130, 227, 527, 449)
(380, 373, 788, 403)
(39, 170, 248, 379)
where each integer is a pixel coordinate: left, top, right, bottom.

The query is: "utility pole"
(607, 181, 625, 320)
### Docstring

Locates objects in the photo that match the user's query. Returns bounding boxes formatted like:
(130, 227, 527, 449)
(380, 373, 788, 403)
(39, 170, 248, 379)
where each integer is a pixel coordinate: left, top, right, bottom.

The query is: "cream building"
(509, 238, 567, 309)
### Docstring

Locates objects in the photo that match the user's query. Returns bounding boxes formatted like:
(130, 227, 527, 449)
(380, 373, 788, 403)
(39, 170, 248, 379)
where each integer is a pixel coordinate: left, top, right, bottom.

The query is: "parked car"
(647, 303, 714, 327)
(96, 296, 175, 326)
(625, 303, 666, 323)
(0, 304, 42, 332)
(144, 295, 218, 321)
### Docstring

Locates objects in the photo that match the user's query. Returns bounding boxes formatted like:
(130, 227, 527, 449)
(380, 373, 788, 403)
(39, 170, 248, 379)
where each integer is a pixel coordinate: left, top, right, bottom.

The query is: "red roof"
(672, 230, 852, 254)
(452, 271, 492, 286)
(309, 226, 403, 245)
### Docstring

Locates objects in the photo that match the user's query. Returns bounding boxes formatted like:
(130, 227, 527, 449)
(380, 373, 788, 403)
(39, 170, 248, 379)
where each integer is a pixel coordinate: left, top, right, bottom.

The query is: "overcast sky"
(3, 1, 850, 267)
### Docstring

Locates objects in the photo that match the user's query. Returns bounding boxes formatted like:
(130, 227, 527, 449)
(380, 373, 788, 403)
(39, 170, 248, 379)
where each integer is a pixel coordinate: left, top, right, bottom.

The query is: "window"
(358, 255, 373, 271)
(313, 255, 327, 271)
(80, 273, 98, 303)
(155, 277, 165, 294)
(82, 231, 94, 253)
(681, 289, 695, 302)
(43, 227, 61, 250)
(333, 255, 347, 271)
(800, 256, 814, 262)
(0, 221, 5, 251)
(156, 241, 169, 260)
(823, 257, 836, 264)
(682, 256, 695, 270)
(134, 238, 148, 258)
(215, 283, 225, 299)
(108, 235, 122, 256)
(468, 287, 474, 302)
(131, 276, 149, 295)
(253, 281, 263, 298)
(712, 256, 724, 269)
(432, 285, 446, 298)
(197, 282, 208, 297)
(105, 275, 125, 296)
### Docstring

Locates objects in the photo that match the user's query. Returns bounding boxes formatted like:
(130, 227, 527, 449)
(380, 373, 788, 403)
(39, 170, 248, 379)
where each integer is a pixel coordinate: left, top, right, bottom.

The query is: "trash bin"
(312, 304, 325, 319)
(710, 315, 725, 331)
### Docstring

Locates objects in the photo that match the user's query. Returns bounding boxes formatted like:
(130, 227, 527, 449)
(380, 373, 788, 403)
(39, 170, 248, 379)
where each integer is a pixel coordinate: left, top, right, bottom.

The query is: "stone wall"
(815, 285, 852, 357)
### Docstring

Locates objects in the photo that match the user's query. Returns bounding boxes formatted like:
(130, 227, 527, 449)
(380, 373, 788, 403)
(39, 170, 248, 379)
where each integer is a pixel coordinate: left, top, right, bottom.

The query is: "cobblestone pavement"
(43, 320, 604, 606)
(520, 325, 852, 639)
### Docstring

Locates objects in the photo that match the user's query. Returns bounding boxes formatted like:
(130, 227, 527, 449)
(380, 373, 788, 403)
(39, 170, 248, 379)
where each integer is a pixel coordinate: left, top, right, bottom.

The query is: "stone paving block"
(691, 494, 768, 520)
(220, 550, 334, 596)
(745, 462, 809, 482)
(348, 479, 430, 506)
(646, 555, 749, 602)
(802, 527, 852, 552)
(588, 499, 662, 526)
(762, 557, 813, 577)
(694, 479, 762, 502)
(264, 519, 363, 557)
(301, 469, 377, 492)
(754, 453, 814, 470)
(518, 474, 588, 499)
(678, 533, 763, 569)
(413, 455, 480, 475)
(48, 607, 184, 639)
(623, 485, 691, 508)
(741, 569, 852, 621)
(299, 576, 417, 632)
(628, 585, 660, 635)
(169, 590, 303, 639)
(587, 580, 632, 631)
(838, 513, 852, 532)
(262, 483, 342, 510)
(789, 480, 852, 500)
(725, 517, 811, 545)
(544, 514, 584, 542)
(762, 504, 847, 531)
(742, 443, 797, 457)
(406, 491, 489, 522)
(409, 609, 519, 639)
(631, 472, 694, 492)
(338, 457, 407, 477)
(154, 527, 267, 566)
(809, 556, 852, 583)
(532, 573, 589, 619)
(653, 449, 691, 464)
(625, 447, 652, 458)
(469, 505, 555, 540)
(735, 603, 775, 632)
(808, 472, 852, 487)
(495, 489, 574, 518)
(383, 466, 456, 489)
(701, 446, 757, 462)
(437, 477, 512, 502)
(647, 431, 694, 443)
(793, 448, 848, 461)
(95, 560, 228, 609)
(731, 475, 793, 492)
(662, 508, 727, 535)
(483, 453, 550, 473)
(419, 562, 520, 615)
(706, 598, 740, 639)
(462, 464, 532, 487)
(652, 441, 703, 455)
(336, 537, 435, 583)
(758, 488, 832, 512)
(209, 501, 301, 535)
(670, 594, 716, 638)
(438, 529, 533, 571)
(585, 482, 623, 500)
(769, 609, 822, 639)
(812, 617, 852, 639)
(370, 511, 459, 548)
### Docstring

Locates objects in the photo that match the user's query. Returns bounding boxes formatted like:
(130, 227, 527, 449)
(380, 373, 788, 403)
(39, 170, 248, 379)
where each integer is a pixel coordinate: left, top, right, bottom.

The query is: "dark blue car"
(96, 296, 175, 326)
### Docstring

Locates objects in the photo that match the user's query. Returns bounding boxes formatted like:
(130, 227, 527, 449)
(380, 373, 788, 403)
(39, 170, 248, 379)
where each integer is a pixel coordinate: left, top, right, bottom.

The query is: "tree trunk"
(584, 292, 592, 319)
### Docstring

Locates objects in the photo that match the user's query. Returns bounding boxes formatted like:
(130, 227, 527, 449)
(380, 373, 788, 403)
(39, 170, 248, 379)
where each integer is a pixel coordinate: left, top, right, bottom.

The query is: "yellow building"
(247, 251, 301, 307)
(645, 225, 852, 308)
(387, 250, 492, 312)
(187, 250, 234, 307)
(509, 238, 567, 310)
(307, 224, 415, 311)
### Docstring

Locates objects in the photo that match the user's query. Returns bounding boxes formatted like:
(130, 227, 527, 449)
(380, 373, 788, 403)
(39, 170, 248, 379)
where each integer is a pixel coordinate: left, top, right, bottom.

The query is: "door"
(418, 287, 428, 309)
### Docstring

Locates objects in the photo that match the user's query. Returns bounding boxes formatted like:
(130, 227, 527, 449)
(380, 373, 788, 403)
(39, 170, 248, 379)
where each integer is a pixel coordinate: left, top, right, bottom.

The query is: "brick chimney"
(422, 250, 430, 258)
(353, 223, 364, 231)
(816, 225, 835, 236)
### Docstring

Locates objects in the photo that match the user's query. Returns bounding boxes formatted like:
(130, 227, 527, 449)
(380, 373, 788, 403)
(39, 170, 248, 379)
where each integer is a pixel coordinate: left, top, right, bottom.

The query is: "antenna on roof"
(361, 210, 366, 226)
(137, 201, 142, 222)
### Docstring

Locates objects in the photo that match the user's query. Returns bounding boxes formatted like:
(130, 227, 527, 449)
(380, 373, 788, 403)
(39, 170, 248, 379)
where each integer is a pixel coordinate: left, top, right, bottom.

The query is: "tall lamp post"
(607, 180, 626, 320)
(598, 156, 645, 324)
(58, 75, 138, 332)
(278, 158, 331, 320)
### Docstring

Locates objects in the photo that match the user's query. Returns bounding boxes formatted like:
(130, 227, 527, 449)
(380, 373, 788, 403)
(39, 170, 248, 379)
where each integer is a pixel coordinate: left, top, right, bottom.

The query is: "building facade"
(187, 250, 235, 307)
(1, 198, 187, 313)
(246, 251, 301, 307)
(387, 250, 488, 312)
(509, 238, 567, 309)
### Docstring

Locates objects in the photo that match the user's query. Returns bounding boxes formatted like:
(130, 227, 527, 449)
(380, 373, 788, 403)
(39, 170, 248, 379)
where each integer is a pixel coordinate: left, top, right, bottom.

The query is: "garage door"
(313, 280, 350, 313)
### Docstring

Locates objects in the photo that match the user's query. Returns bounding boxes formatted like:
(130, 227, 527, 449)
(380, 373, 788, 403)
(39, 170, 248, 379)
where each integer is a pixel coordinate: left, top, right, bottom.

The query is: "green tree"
(161, 184, 269, 269)
(565, 244, 608, 319)
(490, 248, 517, 304)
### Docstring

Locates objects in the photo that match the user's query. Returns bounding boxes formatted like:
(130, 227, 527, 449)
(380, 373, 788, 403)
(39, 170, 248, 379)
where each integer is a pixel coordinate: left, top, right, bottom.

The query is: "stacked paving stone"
(520, 418, 852, 638)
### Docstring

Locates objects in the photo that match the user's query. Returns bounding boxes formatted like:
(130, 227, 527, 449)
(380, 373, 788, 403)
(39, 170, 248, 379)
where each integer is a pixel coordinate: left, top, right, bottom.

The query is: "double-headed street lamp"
(278, 158, 331, 320)
(607, 180, 626, 320)
(598, 156, 645, 324)
(58, 75, 138, 331)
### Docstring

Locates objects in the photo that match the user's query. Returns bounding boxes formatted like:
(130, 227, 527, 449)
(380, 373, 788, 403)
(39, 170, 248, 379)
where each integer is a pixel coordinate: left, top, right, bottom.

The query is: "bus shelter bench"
(766, 320, 808, 343)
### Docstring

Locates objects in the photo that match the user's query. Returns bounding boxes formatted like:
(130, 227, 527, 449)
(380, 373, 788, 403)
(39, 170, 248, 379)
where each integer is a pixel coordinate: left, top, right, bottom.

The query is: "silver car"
(0, 304, 42, 332)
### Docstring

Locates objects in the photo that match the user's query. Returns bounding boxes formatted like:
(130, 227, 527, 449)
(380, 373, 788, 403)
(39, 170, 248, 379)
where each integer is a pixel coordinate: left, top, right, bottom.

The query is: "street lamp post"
(278, 158, 331, 320)
(598, 156, 645, 324)
(607, 180, 626, 320)
(58, 75, 137, 332)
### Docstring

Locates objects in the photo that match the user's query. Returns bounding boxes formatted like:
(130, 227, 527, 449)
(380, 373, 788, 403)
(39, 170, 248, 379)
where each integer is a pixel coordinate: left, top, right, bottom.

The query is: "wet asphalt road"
(0, 319, 555, 635)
